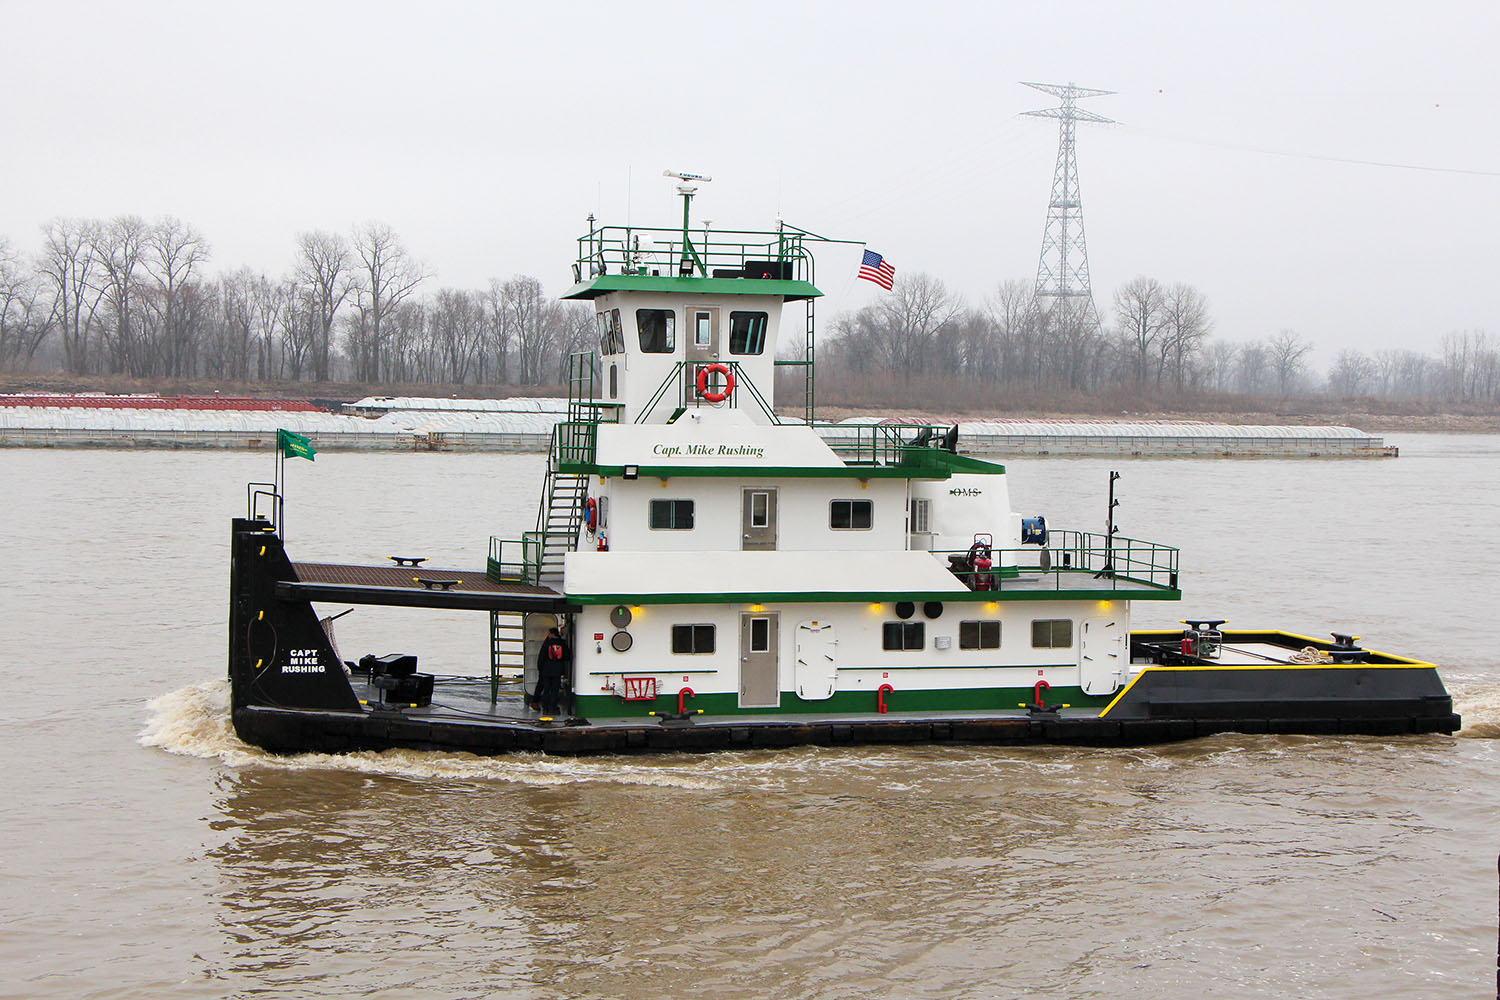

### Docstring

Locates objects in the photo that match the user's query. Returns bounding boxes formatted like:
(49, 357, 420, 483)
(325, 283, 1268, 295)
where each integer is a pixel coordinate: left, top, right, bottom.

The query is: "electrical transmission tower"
(1022, 81, 1115, 331)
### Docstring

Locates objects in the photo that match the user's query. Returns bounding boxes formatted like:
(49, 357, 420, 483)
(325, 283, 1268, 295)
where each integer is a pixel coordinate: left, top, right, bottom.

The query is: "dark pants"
(538, 667, 564, 714)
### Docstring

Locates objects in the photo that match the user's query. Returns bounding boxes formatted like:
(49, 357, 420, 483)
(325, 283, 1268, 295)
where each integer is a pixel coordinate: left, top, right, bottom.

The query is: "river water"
(4, 436, 1498, 999)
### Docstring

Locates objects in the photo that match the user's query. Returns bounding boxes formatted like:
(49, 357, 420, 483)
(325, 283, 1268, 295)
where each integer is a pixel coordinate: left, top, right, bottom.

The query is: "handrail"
(928, 530, 1180, 592)
(578, 225, 814, 282)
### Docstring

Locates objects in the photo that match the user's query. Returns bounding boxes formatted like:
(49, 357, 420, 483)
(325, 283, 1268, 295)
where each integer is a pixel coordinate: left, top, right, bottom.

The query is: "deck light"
(623, 465, 639, 479)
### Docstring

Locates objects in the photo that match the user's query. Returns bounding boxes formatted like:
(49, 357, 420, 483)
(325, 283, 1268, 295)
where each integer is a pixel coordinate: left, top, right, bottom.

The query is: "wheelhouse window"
(609, 309, 623, 354)
(672, 624, 716, 654)
(1031, 619, 1073, 649)
(637, 309, 675, 353)
(649, 499, 695, 530)
(728, 311, 768, 355)
(596, 311, 610, 355)
(960, 620, 1001, 650)
(830, 499, 873, 530)
(882, 621, 925, 651)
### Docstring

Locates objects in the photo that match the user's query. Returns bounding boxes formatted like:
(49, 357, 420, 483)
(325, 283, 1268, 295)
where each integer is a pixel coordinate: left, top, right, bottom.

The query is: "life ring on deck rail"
(695, 363, 735, 403)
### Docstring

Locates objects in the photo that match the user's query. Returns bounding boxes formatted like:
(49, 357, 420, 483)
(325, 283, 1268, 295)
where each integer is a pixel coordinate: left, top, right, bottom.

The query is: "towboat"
(227, 187, 1458, 755)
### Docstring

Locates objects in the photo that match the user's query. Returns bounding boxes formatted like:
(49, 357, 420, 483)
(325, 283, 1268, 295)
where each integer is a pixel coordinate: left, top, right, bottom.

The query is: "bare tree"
(39, 218, 105, 374)
(1268, 329, 1311, 395)
(0, 240, 54, 371)
(295, 231, 353, 381)
(1327, 349, 1376, 397)
(92, 215, 150, 374)
(875, 273, 961, 377)
(1113, 276, 1166, 386)
(349, 222, 427, 381)
(144, 216, 210, 377)
(1160, 283, 1211, 390)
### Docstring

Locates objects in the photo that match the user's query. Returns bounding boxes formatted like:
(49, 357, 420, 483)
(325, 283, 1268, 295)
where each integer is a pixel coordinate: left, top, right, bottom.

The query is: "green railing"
(931, 530, 1179, 593)
(631, 360, 779, 425)
(487, 535, 543, 585)
(554, 420, 598, 467)
(813, 423, 950, 466)
(576, 225, 814, 282)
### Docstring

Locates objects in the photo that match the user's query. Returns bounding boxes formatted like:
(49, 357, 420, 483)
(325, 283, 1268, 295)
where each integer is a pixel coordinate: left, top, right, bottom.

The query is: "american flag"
(857, 249, 896, 290)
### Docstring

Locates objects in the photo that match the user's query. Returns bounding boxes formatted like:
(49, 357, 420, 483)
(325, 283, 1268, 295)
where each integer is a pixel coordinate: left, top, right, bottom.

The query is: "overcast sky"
(3, 0, 1496, 365)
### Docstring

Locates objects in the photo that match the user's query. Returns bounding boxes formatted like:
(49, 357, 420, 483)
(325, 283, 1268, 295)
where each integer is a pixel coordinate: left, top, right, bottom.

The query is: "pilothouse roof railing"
(576, 224, 818, 282)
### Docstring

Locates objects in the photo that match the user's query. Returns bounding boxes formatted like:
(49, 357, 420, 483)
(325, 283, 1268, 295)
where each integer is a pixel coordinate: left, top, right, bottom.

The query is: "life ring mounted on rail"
(695, 363, 735, 403)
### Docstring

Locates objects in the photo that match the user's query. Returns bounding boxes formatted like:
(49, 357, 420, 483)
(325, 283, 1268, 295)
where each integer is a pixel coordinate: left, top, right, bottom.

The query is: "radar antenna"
(664, 170, 712, 276)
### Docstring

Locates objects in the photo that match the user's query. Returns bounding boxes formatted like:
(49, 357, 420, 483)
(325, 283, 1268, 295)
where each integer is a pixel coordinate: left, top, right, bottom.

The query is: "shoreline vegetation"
(5, 372, 1498, 434)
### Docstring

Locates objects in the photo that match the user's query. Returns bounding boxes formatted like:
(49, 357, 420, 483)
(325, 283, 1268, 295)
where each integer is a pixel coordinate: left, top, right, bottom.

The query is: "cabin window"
(596, 311, 610, 355)
(694, 311, 712, 348)
(830, 499, 873, 530)
(749, 616, 771, 652)
(960, 620, 1001, 650)
(609, 364, 618, 398)
(882, 621, 925, 651)
(728, 311, 768, 355)
(609, 309, 623, 354)
(649, 499, 695, 530)
(1031, 619, 1073, 649)
(637, 309, 675, 353)
(672, 623, 716, 654)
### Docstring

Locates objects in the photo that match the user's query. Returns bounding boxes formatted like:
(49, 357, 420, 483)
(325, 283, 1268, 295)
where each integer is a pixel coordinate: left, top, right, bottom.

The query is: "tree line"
(2, 215, 1496, 403)
(0, 216, 593, 386)
(818, 272, 1500, 403)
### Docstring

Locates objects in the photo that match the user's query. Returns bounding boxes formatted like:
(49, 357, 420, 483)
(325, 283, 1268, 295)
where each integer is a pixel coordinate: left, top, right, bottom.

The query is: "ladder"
(488, 611, 526, 702)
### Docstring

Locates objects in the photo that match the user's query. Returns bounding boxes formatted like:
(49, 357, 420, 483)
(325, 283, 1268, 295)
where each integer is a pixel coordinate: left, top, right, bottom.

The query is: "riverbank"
(5, 372, 1496, 433)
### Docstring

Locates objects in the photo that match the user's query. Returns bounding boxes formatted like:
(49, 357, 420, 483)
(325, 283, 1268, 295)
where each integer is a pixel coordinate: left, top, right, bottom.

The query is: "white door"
(794, 621, 837, 701)
(1079, 616, 1125, 695)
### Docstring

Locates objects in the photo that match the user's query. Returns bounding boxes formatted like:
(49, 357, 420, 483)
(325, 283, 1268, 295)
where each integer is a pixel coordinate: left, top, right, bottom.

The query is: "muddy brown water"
(4, 436, 1498, 998)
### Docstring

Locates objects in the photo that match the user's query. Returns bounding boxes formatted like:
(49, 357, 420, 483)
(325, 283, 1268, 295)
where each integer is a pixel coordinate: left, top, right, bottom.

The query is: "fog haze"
(3, 0, 1495, 365)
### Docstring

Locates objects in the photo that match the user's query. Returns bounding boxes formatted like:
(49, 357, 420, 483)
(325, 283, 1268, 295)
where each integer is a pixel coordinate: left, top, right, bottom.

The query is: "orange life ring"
(695, 363, 735, 403)
(584, 496, 597, 532)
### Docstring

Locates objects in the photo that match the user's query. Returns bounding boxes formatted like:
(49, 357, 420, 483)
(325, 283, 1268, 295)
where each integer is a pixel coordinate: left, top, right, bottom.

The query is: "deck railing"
(812, 423, 951, 466)
(930, 530, 1179, 593)
(487, 535, 543, 586)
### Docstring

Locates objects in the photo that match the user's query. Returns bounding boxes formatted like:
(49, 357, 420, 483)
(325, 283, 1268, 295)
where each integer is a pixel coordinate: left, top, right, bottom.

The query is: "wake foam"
(1452, 681, 1500, 738)
(138, 680, 726, 788)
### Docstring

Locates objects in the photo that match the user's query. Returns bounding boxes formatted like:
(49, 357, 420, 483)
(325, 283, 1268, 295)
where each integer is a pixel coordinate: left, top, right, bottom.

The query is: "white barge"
(226, 189, 1456, 755)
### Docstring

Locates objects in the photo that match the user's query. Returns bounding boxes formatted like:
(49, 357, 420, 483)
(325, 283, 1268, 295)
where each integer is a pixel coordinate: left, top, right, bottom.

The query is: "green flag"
(277, 428, 316, 461)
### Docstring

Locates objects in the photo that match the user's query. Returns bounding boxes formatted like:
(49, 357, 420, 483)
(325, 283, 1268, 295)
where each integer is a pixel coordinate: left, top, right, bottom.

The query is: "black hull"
(233, 704, 1460, 758)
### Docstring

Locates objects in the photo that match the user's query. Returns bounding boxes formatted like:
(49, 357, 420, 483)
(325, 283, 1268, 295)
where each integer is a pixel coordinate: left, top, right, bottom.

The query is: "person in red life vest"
(534, 626, 571, 716)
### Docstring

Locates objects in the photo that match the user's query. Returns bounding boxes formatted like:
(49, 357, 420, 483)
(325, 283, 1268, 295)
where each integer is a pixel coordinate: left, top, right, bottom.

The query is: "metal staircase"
(535, 431, 588, 586)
